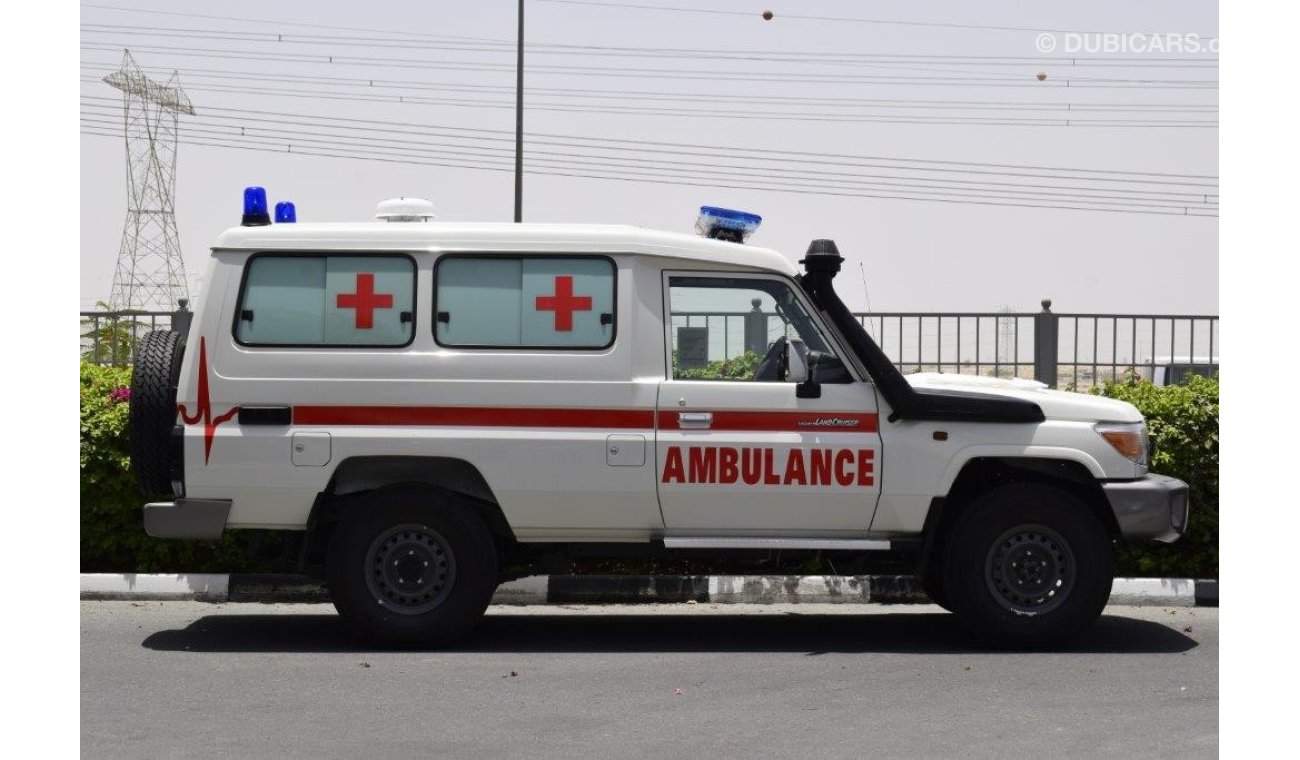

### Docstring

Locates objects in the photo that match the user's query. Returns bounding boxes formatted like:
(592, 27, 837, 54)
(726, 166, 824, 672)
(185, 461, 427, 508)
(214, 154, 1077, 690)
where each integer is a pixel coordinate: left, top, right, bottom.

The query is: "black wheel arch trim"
(915, 456, 1118, 577)
(301, 456, 517, 571)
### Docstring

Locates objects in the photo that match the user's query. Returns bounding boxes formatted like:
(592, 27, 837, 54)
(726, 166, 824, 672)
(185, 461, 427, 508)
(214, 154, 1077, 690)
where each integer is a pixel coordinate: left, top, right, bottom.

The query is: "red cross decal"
(336, 273, 393, 329)
(535, 275, 593, 332)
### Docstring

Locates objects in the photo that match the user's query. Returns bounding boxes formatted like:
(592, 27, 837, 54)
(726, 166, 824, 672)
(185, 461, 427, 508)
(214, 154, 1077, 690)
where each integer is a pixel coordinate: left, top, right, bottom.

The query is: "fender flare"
(935, 445, 1105, 496)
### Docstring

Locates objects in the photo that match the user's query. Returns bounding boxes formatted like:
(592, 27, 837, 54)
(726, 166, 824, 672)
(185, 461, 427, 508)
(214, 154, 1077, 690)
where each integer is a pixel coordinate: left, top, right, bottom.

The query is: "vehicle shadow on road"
(141, 611, 1198, 655)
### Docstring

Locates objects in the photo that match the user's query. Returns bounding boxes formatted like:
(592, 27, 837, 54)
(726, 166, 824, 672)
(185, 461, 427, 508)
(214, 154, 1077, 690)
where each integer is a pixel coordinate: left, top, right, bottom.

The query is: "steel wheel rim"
(984, 523, 1075, 615)
(364, 523, 456, 615)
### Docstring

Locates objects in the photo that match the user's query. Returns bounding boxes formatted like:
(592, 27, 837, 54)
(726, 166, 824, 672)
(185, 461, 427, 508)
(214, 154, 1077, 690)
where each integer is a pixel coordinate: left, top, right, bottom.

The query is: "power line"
(77, 110, 1216, 206)
(77, 95, 1219, 185)
(78, 108, 1216, 207)
(77, 6, 1217, 219)
(79, 62, 1218, 113)
(79, 23, 1219, 70)
(536, 0, 1219, 37)
(78, 75, 1215, 128)
(78, 42, 1218, 89)
(82, 3, 518, 42)
(79, 126, 1215, 217)
(85, 3, 1217, 46)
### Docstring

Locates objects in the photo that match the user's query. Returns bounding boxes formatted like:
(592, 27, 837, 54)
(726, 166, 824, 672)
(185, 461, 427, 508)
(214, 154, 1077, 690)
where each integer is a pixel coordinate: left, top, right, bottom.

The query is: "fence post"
(1034, 299, 1058, 387)
(172, 298, 192, 336)
(744, 298, 766, 354)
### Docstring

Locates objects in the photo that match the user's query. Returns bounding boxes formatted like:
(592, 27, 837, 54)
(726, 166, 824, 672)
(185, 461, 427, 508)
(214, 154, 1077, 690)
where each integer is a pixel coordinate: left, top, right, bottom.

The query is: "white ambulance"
(130, 193, 1188, 646)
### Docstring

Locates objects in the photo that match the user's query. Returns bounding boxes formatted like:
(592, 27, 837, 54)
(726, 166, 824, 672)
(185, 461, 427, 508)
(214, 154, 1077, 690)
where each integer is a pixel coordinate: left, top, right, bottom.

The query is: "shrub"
(1095, 373, 1218, 578)
(674, 350, 762, 381)
(80, 362, 291, 573)
(80, 301, 147, 367)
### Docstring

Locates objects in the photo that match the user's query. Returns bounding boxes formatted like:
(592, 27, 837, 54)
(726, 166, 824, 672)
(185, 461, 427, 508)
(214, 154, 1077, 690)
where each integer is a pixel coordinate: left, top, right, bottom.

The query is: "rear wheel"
(326, 486, 499, 646)
(942, 484, 1112, 647)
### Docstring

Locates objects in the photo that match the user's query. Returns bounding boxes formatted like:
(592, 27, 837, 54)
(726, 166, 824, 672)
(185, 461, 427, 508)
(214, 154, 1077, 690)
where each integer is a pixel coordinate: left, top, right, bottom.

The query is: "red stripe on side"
(292, 405, 656, 429)
(657, 410, 879, 433)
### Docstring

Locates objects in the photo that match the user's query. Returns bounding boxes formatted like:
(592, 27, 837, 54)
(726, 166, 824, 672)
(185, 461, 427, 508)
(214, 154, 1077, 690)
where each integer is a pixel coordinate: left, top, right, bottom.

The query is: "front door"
(655, 272, 883, 535)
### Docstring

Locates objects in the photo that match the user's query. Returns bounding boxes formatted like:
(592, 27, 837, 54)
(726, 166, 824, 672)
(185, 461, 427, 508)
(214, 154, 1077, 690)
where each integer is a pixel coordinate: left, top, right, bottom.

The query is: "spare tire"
(130, 329, 187, 496)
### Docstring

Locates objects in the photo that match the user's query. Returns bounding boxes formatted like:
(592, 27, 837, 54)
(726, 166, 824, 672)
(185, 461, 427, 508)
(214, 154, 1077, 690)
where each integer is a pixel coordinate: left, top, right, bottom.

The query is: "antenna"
(104, 50, 194, 311)
(857, 261, 876, 338)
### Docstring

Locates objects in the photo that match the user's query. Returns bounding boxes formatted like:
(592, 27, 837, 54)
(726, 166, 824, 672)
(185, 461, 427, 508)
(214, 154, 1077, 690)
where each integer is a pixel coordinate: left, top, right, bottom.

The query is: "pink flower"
(108, 387, 131, 404)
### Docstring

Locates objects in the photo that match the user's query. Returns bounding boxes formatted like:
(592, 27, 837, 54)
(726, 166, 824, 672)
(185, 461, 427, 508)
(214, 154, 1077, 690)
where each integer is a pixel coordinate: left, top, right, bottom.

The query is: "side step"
(661, 537, 891, 551)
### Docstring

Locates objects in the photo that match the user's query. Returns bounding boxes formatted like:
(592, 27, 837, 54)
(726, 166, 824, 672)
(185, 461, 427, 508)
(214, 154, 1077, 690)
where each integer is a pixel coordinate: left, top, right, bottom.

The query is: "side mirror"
(786, 339, 822, 398)
(785, 339, 809, 383)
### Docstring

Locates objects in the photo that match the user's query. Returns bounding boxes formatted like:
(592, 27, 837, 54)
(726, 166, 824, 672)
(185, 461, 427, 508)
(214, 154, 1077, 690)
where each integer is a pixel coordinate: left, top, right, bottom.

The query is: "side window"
(235, 254, 415, 347)
(668, 275, 850, 383)
(435, 256, 615, 348)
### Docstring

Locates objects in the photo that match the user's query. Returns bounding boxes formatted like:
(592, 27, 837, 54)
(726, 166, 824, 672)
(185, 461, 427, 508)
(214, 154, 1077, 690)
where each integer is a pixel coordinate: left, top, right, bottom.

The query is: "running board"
(661, 537, 891, 551)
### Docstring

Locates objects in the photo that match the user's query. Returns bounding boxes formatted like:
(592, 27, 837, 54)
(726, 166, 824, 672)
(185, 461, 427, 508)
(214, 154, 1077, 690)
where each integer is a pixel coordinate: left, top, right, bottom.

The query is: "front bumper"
(1102, 474, 1189, 543)
(143, 498, 231, 540)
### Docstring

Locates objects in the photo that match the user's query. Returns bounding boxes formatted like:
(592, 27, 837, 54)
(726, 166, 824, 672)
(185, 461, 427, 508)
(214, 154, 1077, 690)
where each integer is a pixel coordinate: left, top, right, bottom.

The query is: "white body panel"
(184, 250, 670, 539)
(174, 219, 1147, 543)
(655, 381, 882, 535)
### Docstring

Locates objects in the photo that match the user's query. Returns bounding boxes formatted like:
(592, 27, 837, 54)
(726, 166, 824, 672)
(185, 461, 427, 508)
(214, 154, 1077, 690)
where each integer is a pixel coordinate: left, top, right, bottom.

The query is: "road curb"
(80, 573, 229, 602)
(80, 573, 1218, 607)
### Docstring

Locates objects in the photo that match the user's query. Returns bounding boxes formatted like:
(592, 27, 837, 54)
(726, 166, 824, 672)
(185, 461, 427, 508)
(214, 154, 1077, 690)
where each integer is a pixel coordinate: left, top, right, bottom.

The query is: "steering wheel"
(752, 336, 788, 382)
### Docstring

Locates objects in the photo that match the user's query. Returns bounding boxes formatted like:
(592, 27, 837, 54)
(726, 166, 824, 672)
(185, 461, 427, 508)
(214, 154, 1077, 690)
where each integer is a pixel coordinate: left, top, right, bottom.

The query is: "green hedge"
(1095, 373, 1218, 578)
(674, 351, 763, 381)
(80, 361, 1217, 577)
(80, 362, 291, 573)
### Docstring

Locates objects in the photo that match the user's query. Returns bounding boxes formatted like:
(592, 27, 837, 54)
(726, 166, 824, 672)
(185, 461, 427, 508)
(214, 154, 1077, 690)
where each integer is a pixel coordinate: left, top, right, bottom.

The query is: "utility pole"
(514, 0, 524, 222)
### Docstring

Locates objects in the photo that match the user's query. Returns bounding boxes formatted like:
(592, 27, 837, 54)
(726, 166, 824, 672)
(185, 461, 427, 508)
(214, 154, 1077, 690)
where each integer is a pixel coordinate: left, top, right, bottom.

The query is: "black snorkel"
(799, 239, 1044, 424)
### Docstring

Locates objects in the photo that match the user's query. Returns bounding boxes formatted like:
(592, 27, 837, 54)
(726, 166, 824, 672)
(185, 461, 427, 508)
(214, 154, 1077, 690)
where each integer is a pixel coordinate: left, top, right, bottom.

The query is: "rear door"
(655, 272, 883, 535)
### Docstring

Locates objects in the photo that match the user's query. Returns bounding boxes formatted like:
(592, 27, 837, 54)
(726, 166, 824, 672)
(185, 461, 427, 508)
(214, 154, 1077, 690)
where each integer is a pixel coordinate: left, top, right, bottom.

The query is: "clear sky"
(79, 0, 1218, 314)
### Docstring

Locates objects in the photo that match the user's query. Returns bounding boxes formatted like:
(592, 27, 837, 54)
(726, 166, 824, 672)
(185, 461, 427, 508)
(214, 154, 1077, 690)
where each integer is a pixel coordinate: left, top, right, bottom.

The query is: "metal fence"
(670, 299, 1218, 389)
(81, 300, 1218, 389)
(79, 302, 192, 366)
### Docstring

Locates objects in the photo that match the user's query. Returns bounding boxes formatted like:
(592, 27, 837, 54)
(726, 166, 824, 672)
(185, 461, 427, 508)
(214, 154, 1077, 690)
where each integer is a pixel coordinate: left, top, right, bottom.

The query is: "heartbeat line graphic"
(176, 336, 239, 464)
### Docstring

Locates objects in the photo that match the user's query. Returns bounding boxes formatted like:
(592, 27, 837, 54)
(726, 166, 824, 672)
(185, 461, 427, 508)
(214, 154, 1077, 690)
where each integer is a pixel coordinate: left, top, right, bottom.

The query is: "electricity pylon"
(104, 50, 194, 311)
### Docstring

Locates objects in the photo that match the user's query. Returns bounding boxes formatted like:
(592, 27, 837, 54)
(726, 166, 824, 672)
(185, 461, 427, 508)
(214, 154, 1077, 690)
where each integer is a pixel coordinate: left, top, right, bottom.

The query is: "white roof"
(211, 222, 798, 276)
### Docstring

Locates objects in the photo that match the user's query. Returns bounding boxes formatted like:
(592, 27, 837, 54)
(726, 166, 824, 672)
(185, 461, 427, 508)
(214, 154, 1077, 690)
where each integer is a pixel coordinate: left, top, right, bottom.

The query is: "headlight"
(1095, 422, 1149, 468)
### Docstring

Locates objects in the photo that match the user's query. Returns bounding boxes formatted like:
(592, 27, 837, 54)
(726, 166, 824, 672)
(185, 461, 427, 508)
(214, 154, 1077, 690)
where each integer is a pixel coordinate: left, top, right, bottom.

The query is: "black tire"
(130, 329, 186, 496)
(941, 484, 1113, 647)
(326, 485, 499, 646)
(920, 569, 953, 612)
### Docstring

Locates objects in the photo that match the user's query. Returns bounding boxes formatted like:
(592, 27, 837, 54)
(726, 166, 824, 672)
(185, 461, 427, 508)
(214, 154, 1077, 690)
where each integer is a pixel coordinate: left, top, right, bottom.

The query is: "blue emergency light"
(274, 201, 297, 223)
(695, 206, 762, 243)
(241, 186, 271, 227)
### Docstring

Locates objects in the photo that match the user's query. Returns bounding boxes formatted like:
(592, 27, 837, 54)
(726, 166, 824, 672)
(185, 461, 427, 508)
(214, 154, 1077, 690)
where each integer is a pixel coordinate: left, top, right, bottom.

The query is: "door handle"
(678, 412, 713, 429)
(238, 406, 291, 426)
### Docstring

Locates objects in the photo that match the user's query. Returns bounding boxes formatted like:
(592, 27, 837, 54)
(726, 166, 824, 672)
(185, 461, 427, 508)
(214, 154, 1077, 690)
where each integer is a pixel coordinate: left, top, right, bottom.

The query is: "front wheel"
(326, 486, 499, 646)
(942, 484, 1113, 647)
(920, 570, 953, 612)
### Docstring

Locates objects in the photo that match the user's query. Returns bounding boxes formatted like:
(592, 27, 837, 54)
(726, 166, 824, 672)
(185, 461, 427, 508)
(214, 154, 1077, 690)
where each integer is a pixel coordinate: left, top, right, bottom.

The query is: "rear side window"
(235, 254, 416, 347)
(435, 256, 615, 349)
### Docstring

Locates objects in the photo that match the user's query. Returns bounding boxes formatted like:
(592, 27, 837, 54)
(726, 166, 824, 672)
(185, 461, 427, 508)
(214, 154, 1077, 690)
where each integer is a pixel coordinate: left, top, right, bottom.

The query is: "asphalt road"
(81, 601, 1217, 759)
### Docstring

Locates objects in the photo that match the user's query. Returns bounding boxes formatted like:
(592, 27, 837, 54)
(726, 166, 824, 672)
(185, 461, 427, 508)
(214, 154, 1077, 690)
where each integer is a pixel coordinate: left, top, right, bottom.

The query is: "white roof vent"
(375, 197, 436, 222)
